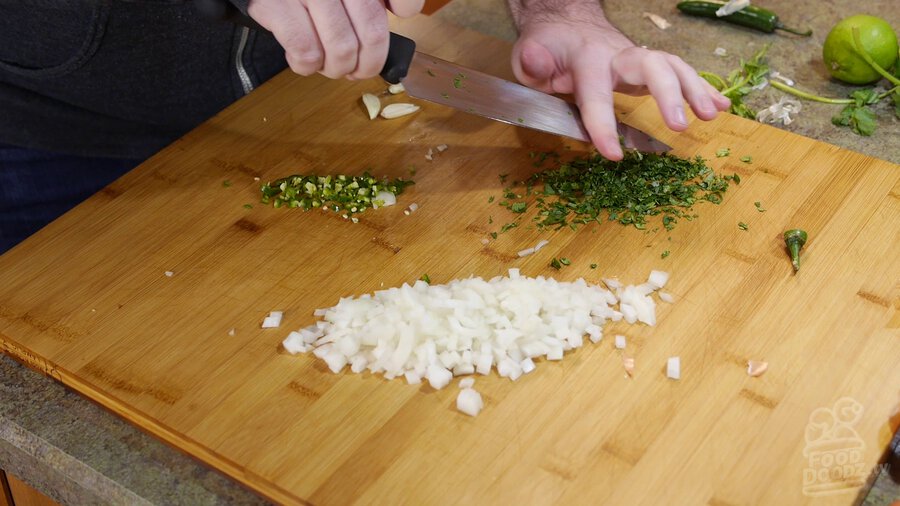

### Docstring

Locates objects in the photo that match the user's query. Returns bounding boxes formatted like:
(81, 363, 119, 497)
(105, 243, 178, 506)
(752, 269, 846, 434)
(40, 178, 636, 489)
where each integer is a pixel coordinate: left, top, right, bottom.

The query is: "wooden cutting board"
(1, 15, 898, 506)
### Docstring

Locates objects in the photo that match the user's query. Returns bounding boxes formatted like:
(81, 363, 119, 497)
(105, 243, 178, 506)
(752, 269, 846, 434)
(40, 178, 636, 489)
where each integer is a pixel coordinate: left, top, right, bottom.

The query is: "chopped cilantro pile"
(501, 150, 730, 231)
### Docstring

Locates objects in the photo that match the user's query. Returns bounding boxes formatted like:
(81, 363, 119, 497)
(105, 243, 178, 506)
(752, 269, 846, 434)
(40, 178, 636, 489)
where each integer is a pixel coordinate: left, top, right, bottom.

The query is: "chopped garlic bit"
(261, 311, 283, 329)
(769, 71, 795, 86)
(457, 388, 484, 416)
(435, 144, 448, 153)
(623, 356, 635, 377)
(756, 97, 802, 126)
(387, 83, 406, 95)
(361, 93, 381, 120)
(480, 238, 490, 245)
(667, 356, 681, 380)
(164, 271, 174, 277)
(228, 328, 236, 337)
(381, 103, 420, 119)
(747, 360, 768, 377)
(714, 47, 728, 57)
(716, 0, 750, 17)
(641, 12, 671, 30)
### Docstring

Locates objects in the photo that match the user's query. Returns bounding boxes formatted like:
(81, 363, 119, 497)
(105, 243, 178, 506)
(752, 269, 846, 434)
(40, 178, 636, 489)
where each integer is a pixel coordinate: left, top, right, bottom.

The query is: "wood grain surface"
(1, 15, 899, 506)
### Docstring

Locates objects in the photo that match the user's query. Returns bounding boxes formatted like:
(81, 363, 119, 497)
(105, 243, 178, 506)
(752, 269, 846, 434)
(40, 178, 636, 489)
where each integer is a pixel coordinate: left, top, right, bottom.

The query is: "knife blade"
(382, 33, 670, 153)
(193, 2, 670, 153)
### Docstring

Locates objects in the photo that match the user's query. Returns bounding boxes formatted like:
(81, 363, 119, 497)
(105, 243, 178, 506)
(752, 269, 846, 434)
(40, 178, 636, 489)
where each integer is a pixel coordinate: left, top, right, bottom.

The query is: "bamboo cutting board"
(1, 15, 899, 506)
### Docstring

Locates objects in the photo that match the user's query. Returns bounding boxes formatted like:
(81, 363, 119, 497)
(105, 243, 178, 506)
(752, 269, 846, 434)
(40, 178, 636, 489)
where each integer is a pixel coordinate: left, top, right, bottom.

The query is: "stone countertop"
(1, 3, 898, 505)
(436, 0, 900, 164)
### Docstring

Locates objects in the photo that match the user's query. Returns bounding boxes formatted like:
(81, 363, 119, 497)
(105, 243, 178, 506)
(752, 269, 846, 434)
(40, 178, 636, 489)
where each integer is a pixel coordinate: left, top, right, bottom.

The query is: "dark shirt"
(0, 0, 286, 159)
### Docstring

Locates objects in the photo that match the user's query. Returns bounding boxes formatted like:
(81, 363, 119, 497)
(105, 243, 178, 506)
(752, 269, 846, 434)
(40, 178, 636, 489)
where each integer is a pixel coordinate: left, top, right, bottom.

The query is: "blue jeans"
(0, 144, 141, 254)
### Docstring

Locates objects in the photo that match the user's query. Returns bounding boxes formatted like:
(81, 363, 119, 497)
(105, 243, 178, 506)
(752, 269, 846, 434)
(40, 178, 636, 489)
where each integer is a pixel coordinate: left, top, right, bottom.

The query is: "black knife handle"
(192, 0, 415, 83)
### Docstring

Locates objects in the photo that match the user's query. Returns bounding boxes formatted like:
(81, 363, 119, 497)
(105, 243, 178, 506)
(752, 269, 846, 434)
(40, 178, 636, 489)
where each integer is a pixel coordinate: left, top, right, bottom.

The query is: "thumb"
(511, 39, 556, 92)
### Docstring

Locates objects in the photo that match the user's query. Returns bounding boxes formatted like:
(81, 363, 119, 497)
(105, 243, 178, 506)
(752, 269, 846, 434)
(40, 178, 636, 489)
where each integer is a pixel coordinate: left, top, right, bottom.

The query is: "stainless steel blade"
(401, 52, 671, 153)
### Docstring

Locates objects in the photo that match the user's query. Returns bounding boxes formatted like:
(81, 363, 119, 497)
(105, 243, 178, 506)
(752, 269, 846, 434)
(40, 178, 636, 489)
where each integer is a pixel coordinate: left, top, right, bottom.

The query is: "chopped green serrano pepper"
(260, 172, 413, 217)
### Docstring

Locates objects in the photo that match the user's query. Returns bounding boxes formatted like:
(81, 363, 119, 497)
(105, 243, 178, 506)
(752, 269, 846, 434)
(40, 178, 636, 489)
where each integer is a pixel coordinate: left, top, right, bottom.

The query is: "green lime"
(822, 15, 899, 85)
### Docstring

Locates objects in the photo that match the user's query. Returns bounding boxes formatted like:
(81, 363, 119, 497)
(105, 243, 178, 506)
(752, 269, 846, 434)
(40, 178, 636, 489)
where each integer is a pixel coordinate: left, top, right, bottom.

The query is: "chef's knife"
(194, 0, 671, 153)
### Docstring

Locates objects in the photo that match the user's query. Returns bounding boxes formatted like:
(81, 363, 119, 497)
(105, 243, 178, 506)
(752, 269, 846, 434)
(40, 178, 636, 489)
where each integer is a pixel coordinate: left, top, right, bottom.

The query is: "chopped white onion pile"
(747, 360, 768, 377)
(615, 335, 626, 349)
(641, 12, 671, 30)
(262, 311, 283, 329)
(667, 356, 681, 380)
(716, 0, 750, 17)
(456, 388, 483, 416)
(283, 269, 671, 393)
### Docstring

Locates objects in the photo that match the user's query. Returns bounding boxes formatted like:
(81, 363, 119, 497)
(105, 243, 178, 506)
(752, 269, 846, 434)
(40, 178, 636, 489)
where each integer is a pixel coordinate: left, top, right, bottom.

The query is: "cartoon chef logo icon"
(802, 397, 868, 496)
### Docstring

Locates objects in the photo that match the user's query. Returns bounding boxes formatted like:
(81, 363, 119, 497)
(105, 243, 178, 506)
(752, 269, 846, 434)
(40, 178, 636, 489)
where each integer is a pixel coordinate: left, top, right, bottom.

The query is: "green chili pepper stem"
(769, 81, 853, 104)
(774, 22, 812, 37)
(851, 27, 900, 87)
(783, 229, 808, 272)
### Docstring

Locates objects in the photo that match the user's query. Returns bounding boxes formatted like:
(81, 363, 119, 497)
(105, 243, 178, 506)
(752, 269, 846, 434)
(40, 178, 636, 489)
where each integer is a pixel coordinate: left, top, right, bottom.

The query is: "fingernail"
(699, 96, 715, 115)
(674, 106, 688, 127)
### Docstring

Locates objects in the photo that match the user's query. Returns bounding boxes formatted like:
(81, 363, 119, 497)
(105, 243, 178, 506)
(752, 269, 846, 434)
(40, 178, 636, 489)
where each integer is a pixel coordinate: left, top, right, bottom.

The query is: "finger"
(702, 79, 732, 110)
(666, 54, 722, 121)
(572, 56, 623, 160)
(304, 0, 358, 79)
(635, 51, 690, 131)
(386, 0, 424, 17)
(344, 0, 390, 79)
(510, 39, 556, 93)
(249, 0, 322, 76)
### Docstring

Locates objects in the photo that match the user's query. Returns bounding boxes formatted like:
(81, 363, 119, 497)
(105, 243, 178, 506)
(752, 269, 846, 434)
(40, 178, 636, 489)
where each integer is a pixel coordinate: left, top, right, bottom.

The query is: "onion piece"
(164, 271, 174, 277)
(459, 377, 475, 389)
(714, 47, 728, 57)
(658, 291, 675, 303)
(615, 335, 626, 349)
(261, 311, 283, 328)
(435, 144, 448, 153)
(747, 360, 769, 377)
(533, 240, 550, 251)
(404, 203, 419, 215)
(517, 247, 536, 258)
(647, 270, 669, 289)
(667, 357, 681, 380)
(456, 388, 483, 417)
